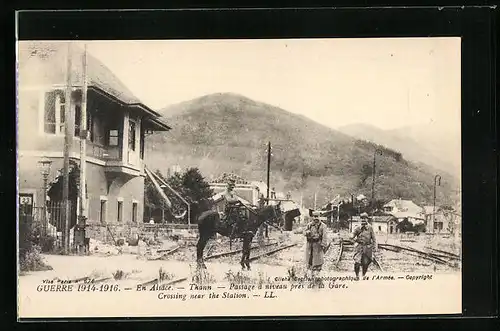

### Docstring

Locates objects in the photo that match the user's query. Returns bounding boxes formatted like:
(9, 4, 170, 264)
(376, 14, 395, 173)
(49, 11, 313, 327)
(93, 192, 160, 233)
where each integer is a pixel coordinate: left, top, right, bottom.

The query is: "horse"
(194, 200, 283, 271)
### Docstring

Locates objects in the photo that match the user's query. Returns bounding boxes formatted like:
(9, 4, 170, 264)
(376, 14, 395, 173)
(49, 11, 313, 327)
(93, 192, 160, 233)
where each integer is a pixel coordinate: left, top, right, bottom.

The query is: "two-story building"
(209, 173, 262, 206)
(17, 41, 170, 242)
(383, 199, 425, 225)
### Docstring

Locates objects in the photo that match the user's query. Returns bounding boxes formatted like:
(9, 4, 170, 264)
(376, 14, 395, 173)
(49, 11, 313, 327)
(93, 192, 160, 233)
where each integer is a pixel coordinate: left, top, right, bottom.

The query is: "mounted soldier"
(214, 179, 247, 237)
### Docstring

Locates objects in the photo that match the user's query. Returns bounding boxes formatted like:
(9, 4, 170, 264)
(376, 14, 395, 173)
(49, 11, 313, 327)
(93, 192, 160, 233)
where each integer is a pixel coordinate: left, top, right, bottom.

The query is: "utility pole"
(433, 175, 442, 233)
(265, 141, 271, 238)
(266, 141, 271, 204)
(62, 42, 74, 254)
(371, 149, 383, 214)
(76, 43, 89, 253)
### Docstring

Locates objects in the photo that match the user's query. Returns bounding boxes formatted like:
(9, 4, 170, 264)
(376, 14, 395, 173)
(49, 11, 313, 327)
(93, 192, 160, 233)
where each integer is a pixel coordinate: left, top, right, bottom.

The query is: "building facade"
(349, 215, 398, 234)
(423, 206, 461, 234)
(17, 42, 170, 242)
(209, 173, 262, 206)
(383, 199, 425, 225)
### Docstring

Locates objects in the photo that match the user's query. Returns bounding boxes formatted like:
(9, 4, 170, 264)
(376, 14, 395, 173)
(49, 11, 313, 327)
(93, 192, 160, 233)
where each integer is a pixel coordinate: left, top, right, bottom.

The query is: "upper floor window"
(108, 129, 119, 146)
(44, 90, 65, 134)
(129, 120, 136, 151)
(43, 89, 81, 136)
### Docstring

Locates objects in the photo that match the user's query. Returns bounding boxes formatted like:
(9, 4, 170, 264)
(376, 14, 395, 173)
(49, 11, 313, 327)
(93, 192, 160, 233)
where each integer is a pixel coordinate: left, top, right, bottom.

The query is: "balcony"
(86, 141, 143, 176)
(86, 142, 120, 161)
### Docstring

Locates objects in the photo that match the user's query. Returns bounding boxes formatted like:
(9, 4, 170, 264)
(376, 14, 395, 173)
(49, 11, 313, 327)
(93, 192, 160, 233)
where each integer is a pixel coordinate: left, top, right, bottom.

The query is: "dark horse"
(195, 200, 283, 270)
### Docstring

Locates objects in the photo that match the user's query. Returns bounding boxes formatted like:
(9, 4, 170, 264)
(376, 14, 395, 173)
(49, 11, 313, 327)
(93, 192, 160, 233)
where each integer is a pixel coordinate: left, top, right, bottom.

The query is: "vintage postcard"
(17, 38, 462, 318)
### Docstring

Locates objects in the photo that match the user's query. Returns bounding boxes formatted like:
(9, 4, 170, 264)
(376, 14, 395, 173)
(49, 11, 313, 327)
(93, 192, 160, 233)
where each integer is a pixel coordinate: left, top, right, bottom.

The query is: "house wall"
(425, 213, 453, 233)
(18, 87, 144, 170)
(18, 155, 145, 223)
(349, 220, 398, 234)
(372, 222, 388, 234)
(398, 217, 425, 226)
(18, 89, 82, 155)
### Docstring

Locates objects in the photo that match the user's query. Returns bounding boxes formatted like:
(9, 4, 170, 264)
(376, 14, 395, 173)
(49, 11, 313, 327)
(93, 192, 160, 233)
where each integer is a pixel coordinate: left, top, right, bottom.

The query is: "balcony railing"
(87, 142, 120, 161)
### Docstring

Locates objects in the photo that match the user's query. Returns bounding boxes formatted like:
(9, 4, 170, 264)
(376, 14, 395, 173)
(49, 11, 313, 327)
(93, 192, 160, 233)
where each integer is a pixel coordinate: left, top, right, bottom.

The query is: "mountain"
(338, 123, 460, 179)
(144, 93, 459, 208)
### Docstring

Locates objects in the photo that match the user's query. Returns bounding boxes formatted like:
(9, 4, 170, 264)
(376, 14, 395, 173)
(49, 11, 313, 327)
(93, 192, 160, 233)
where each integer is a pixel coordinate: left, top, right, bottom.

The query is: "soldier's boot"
(354, 263, 361, 280)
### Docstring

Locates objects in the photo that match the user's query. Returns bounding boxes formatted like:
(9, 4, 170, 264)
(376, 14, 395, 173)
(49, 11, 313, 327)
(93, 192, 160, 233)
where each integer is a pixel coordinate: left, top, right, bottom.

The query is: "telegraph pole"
(77, 43, 89, 252)
(265, 141, 271, 238)
(266, 141, 271, 204)
(433, 175, 442, 233)
(63, 42, 74, 254)
(371, 149, 383, 214)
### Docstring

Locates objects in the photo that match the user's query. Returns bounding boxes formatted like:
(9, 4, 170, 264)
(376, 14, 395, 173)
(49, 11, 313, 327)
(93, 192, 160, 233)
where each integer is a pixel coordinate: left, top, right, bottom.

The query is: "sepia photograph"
(17, 38, 462, 318)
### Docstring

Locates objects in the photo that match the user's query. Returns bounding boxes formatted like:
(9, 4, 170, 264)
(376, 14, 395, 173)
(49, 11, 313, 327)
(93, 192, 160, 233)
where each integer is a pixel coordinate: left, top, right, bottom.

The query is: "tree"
(177, 168, 214, 204)
(144, 167, 214, 223)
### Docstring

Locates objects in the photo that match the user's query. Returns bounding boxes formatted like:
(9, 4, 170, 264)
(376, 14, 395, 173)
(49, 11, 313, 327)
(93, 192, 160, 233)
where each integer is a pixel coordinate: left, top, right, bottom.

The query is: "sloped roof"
(371, 215, 397, 223)
(17, 41, 170, 130)
(211, 172, 250, 185)
(384, 199, 423, 212)
(392, 211, 425, 220)
(423, 206, 435, 214)
(211, 192, 252, 206)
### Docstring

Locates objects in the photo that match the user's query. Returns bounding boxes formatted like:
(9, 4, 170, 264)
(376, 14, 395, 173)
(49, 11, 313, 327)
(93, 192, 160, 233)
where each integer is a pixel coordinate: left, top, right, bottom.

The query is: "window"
(117, 200, 123, 222)
(87, 113, 94, 142)
(43, 89, 82, 136)
(44, 90, 65, 134)
(99, 199, 107, 223)
(132, 202, 138, 223)
(434, 222, 443, 231)
(129, 121, 136, 151)
(108, 129, 119, 146)
(378, 226, 382, 231)
(74, 105, 81, 137)
(139, 122, 145, 159)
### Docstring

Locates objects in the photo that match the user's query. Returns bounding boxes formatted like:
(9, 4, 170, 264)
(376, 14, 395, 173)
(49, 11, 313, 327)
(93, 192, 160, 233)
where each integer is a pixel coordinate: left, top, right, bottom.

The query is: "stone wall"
(85, 223, 141, 244)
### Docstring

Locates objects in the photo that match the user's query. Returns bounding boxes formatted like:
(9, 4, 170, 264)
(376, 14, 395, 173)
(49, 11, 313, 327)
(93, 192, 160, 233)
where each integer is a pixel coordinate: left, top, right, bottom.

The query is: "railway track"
(205, 240, 297, 264)
(377, 243, 460, 269)
(204, 240, 279, 260)
(334, 240, 383, 272)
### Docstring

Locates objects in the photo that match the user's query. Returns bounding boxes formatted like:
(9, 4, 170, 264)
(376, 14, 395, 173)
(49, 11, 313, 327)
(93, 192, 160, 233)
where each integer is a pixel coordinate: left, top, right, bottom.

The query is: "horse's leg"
(196, 235, 209, 269)
(240, 250, 246, 271)
(239, 235, 247, 270)
(243, 235, 252, 270)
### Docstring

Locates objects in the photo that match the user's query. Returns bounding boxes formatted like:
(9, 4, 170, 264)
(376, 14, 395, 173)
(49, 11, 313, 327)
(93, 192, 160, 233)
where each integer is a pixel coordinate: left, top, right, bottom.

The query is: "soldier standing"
(305, 215, 329, 276)
(351, 212, 378, 279)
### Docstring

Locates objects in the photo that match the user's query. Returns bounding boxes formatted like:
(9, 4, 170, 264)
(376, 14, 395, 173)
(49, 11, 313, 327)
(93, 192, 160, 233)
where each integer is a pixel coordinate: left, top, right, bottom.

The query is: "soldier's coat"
(305, 220, 328, 269)
(352, 223, 377, 264)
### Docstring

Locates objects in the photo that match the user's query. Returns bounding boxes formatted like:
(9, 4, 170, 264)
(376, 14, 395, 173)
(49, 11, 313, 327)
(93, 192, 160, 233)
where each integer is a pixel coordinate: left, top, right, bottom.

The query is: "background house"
(209, 173, 262, 206)
(349, 215, 398, 234)
(423, 206, 461, 234)
(18, 41, 170, 242)
(383, 199, 425, 225)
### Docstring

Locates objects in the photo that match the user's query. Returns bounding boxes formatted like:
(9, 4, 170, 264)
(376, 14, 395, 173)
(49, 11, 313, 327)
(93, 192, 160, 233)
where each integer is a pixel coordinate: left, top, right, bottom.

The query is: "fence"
(19, 201, 76, 252)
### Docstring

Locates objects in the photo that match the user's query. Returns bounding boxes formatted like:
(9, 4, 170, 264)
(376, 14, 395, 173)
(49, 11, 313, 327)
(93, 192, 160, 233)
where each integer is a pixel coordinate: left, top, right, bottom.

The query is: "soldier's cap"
(360, 212, 369, 219)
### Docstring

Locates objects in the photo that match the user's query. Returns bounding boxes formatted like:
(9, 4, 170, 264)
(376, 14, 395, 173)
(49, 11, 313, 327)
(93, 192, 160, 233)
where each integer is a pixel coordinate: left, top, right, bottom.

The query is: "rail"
(377, 243, 459, 268)
(205, 241, 278, 260)
(248, 243, 297, 262)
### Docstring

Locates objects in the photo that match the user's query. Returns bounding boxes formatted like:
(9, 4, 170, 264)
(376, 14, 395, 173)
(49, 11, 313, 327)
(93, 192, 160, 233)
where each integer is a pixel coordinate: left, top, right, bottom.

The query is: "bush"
(39, 236, 56, 253)
(19, 246, 53, 272)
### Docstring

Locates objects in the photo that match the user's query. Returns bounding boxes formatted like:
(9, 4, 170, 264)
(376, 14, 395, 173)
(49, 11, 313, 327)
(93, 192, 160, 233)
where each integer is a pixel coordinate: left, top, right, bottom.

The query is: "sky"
(80, 38, 461, 133)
